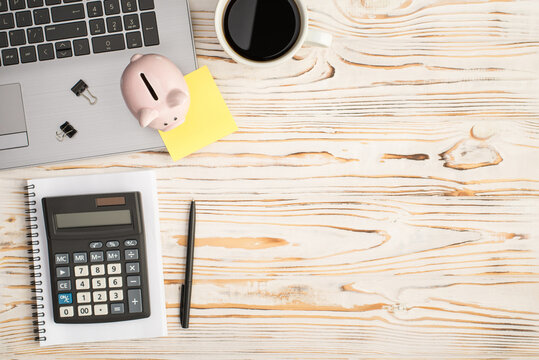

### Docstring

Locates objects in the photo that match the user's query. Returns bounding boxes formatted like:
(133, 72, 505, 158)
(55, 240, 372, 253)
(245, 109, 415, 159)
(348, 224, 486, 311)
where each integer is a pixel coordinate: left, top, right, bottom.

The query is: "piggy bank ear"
(130, 54, 143, 62)
(139, 108, 159, 128)
(167, 89, 188, 108)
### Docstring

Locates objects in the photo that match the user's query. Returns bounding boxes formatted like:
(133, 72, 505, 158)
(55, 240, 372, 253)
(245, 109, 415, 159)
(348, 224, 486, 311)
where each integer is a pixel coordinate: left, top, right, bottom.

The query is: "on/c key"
(92, 34, 125, 53)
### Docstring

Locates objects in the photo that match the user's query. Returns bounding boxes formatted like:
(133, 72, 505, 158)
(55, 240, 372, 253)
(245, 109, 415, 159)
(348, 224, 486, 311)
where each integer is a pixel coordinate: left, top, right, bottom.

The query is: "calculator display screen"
(55, 210, 132, 229)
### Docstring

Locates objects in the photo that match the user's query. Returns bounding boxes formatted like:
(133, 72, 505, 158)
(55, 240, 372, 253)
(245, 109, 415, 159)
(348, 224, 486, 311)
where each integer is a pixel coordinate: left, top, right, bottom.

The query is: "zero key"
(91, 33, 124, 53)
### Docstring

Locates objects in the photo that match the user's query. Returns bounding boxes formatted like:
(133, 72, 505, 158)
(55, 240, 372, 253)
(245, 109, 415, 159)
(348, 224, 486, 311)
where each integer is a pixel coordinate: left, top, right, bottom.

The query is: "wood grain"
(1, 0, 539, 358)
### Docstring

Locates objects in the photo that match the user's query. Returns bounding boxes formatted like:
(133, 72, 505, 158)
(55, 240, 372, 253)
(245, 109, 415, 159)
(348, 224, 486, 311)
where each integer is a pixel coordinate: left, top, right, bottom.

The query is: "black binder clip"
(56, 121, 77, 141)
(71, 79, 97, 105)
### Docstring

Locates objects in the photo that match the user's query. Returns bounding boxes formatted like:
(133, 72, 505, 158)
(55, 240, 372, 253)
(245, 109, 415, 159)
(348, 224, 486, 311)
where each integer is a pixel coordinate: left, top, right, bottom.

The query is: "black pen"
(180, 200, 196, 328)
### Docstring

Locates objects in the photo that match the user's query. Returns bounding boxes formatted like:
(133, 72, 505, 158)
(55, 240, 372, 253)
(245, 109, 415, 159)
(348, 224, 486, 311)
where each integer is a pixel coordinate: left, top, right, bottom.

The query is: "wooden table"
(2, 0, 538, 358)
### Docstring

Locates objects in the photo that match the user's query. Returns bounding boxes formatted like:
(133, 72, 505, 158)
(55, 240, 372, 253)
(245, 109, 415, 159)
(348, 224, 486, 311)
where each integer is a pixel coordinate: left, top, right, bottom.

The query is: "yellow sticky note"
(159, 66, 237, 161)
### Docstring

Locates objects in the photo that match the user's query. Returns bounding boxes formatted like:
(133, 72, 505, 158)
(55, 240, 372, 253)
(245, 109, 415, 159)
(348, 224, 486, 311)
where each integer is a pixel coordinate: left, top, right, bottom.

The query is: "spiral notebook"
(25, 170, 167, 346)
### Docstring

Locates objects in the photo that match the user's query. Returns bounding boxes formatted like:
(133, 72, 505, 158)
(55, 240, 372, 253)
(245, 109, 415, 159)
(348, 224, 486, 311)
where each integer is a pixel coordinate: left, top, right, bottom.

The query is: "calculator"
(42, 192, 151, 323)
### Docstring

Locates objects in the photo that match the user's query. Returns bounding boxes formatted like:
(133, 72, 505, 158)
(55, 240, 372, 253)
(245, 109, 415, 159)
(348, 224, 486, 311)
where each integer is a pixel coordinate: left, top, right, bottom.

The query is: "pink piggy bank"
(120, 54, 190, 132)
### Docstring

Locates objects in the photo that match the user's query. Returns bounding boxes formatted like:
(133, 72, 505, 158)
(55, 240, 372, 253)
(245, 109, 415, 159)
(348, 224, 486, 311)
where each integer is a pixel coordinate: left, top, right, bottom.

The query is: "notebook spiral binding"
(24, 183, 47, 342)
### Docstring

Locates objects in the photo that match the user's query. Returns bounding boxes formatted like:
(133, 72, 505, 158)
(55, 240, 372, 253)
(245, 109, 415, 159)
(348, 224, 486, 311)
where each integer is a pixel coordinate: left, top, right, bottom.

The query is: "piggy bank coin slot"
(140, 73, 158, 101)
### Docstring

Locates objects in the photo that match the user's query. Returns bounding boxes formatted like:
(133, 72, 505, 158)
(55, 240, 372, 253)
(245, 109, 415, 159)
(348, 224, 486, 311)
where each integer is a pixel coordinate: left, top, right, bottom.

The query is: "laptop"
(0, 0, 198, 170)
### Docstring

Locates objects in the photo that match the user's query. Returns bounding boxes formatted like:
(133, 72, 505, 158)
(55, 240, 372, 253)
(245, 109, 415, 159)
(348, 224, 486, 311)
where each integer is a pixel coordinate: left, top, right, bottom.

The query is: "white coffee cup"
(214, 0, 332, 68)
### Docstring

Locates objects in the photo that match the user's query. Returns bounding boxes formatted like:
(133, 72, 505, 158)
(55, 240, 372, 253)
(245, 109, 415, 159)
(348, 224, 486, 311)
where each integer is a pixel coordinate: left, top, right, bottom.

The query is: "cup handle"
(304, 28, 332, 48)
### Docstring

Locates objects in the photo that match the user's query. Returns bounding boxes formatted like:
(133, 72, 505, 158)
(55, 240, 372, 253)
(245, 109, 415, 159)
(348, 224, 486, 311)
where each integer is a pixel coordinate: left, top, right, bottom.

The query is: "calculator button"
(57, 279, 71, 291)
(125, 249, 138, 260)
(78, 304, 92, 316)
(75, 278, 90, 290)
(89, 241, 103, 249)
(107, 263, 121, 274)
(92, 277, 106, 289)
(128, 289, 142, 313)
(93, 290, 107, 302)
(126, 262, 139, 273)
(77, 291, 91, 303)
(73, 252, 88, 263)
(108, 276, 122, 288)
(124, 239, 137, 247)
(91, 264, 105, 275)
(90, 251, 104, 262)
(55, 253, 69, 264)
(74, 265, 89, 277)
(58, 293, 72, 305)
(106, 250, 121, 261)
(109, 289, 123, 301)
(56, 266, 70, 278)
(59, 306, 74, 317)
(111, 303, 124, 314)
(127, 275, 140, 287)
(106, 240, 120, 247)
(94, 304, 108, 315)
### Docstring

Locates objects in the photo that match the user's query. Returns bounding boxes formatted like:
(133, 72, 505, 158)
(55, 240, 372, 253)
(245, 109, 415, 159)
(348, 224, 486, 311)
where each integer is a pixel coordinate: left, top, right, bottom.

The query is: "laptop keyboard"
(0, 0, 159, 66)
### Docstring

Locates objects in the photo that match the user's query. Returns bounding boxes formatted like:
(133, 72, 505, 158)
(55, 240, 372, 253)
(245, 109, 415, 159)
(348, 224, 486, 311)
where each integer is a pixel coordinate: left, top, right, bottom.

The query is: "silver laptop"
(0, 0, 197, 170)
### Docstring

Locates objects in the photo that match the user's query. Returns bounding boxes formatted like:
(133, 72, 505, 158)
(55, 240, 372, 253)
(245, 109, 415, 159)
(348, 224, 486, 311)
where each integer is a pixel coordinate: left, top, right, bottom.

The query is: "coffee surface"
(223, 0, 301, 62)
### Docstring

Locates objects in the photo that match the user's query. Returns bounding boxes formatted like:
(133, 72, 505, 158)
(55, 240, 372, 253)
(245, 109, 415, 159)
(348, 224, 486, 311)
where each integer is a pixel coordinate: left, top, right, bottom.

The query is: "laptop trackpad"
(0, 83, 28, 151)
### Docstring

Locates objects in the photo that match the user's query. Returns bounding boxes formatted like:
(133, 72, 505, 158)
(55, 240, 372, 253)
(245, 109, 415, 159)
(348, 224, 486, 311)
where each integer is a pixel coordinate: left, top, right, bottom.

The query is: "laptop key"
(9, 0, 25, 10)
(33, 8, 50, 25)
(51, 3, 84, 22)
(26, 0, 43, 8)
(104, 0, 119, 15)
(91, 33, 124, 53)
(0, 0, 8, 12)
(56, 46, 71, 58)
(73, 37, 89, 55)
(121, 0, 136, 13)
(26, 27, 43, 43)
(86, 1, 102, 17)
(89, 18, 104, 35)
(9, 28, 25, 45)
(45, 0, 60, 5)
(55, 39, 69, 49)
(45, 20, 86, 41)
(15, 10, 31, 27)
(106, 16, 121, 33)
(0, 31, 7, 47)
(2, 47, 18, 65)
(125, 31, 141, 48)
(0, 13, 14, 29)
(37, 42, 53, 60)
(19, 45, 36, 62)
(138, 0, 153, 11)
(56, 43, 74, 61)
(123, 14, 138, 30)
(140, 11, 158, 46)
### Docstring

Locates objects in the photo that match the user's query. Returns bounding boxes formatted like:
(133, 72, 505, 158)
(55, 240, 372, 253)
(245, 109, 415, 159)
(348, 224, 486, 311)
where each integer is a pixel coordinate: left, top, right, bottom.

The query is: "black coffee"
(223, 0, 301, 62)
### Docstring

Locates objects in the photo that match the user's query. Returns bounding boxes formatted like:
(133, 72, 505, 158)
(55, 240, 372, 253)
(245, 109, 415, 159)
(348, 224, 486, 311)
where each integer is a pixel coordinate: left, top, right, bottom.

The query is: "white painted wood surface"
(1, 0, 539, 358)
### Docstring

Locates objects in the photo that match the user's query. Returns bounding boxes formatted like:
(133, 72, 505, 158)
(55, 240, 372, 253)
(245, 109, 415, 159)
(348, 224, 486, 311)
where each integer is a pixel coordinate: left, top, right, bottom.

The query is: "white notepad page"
(27, 170, 167, 346)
